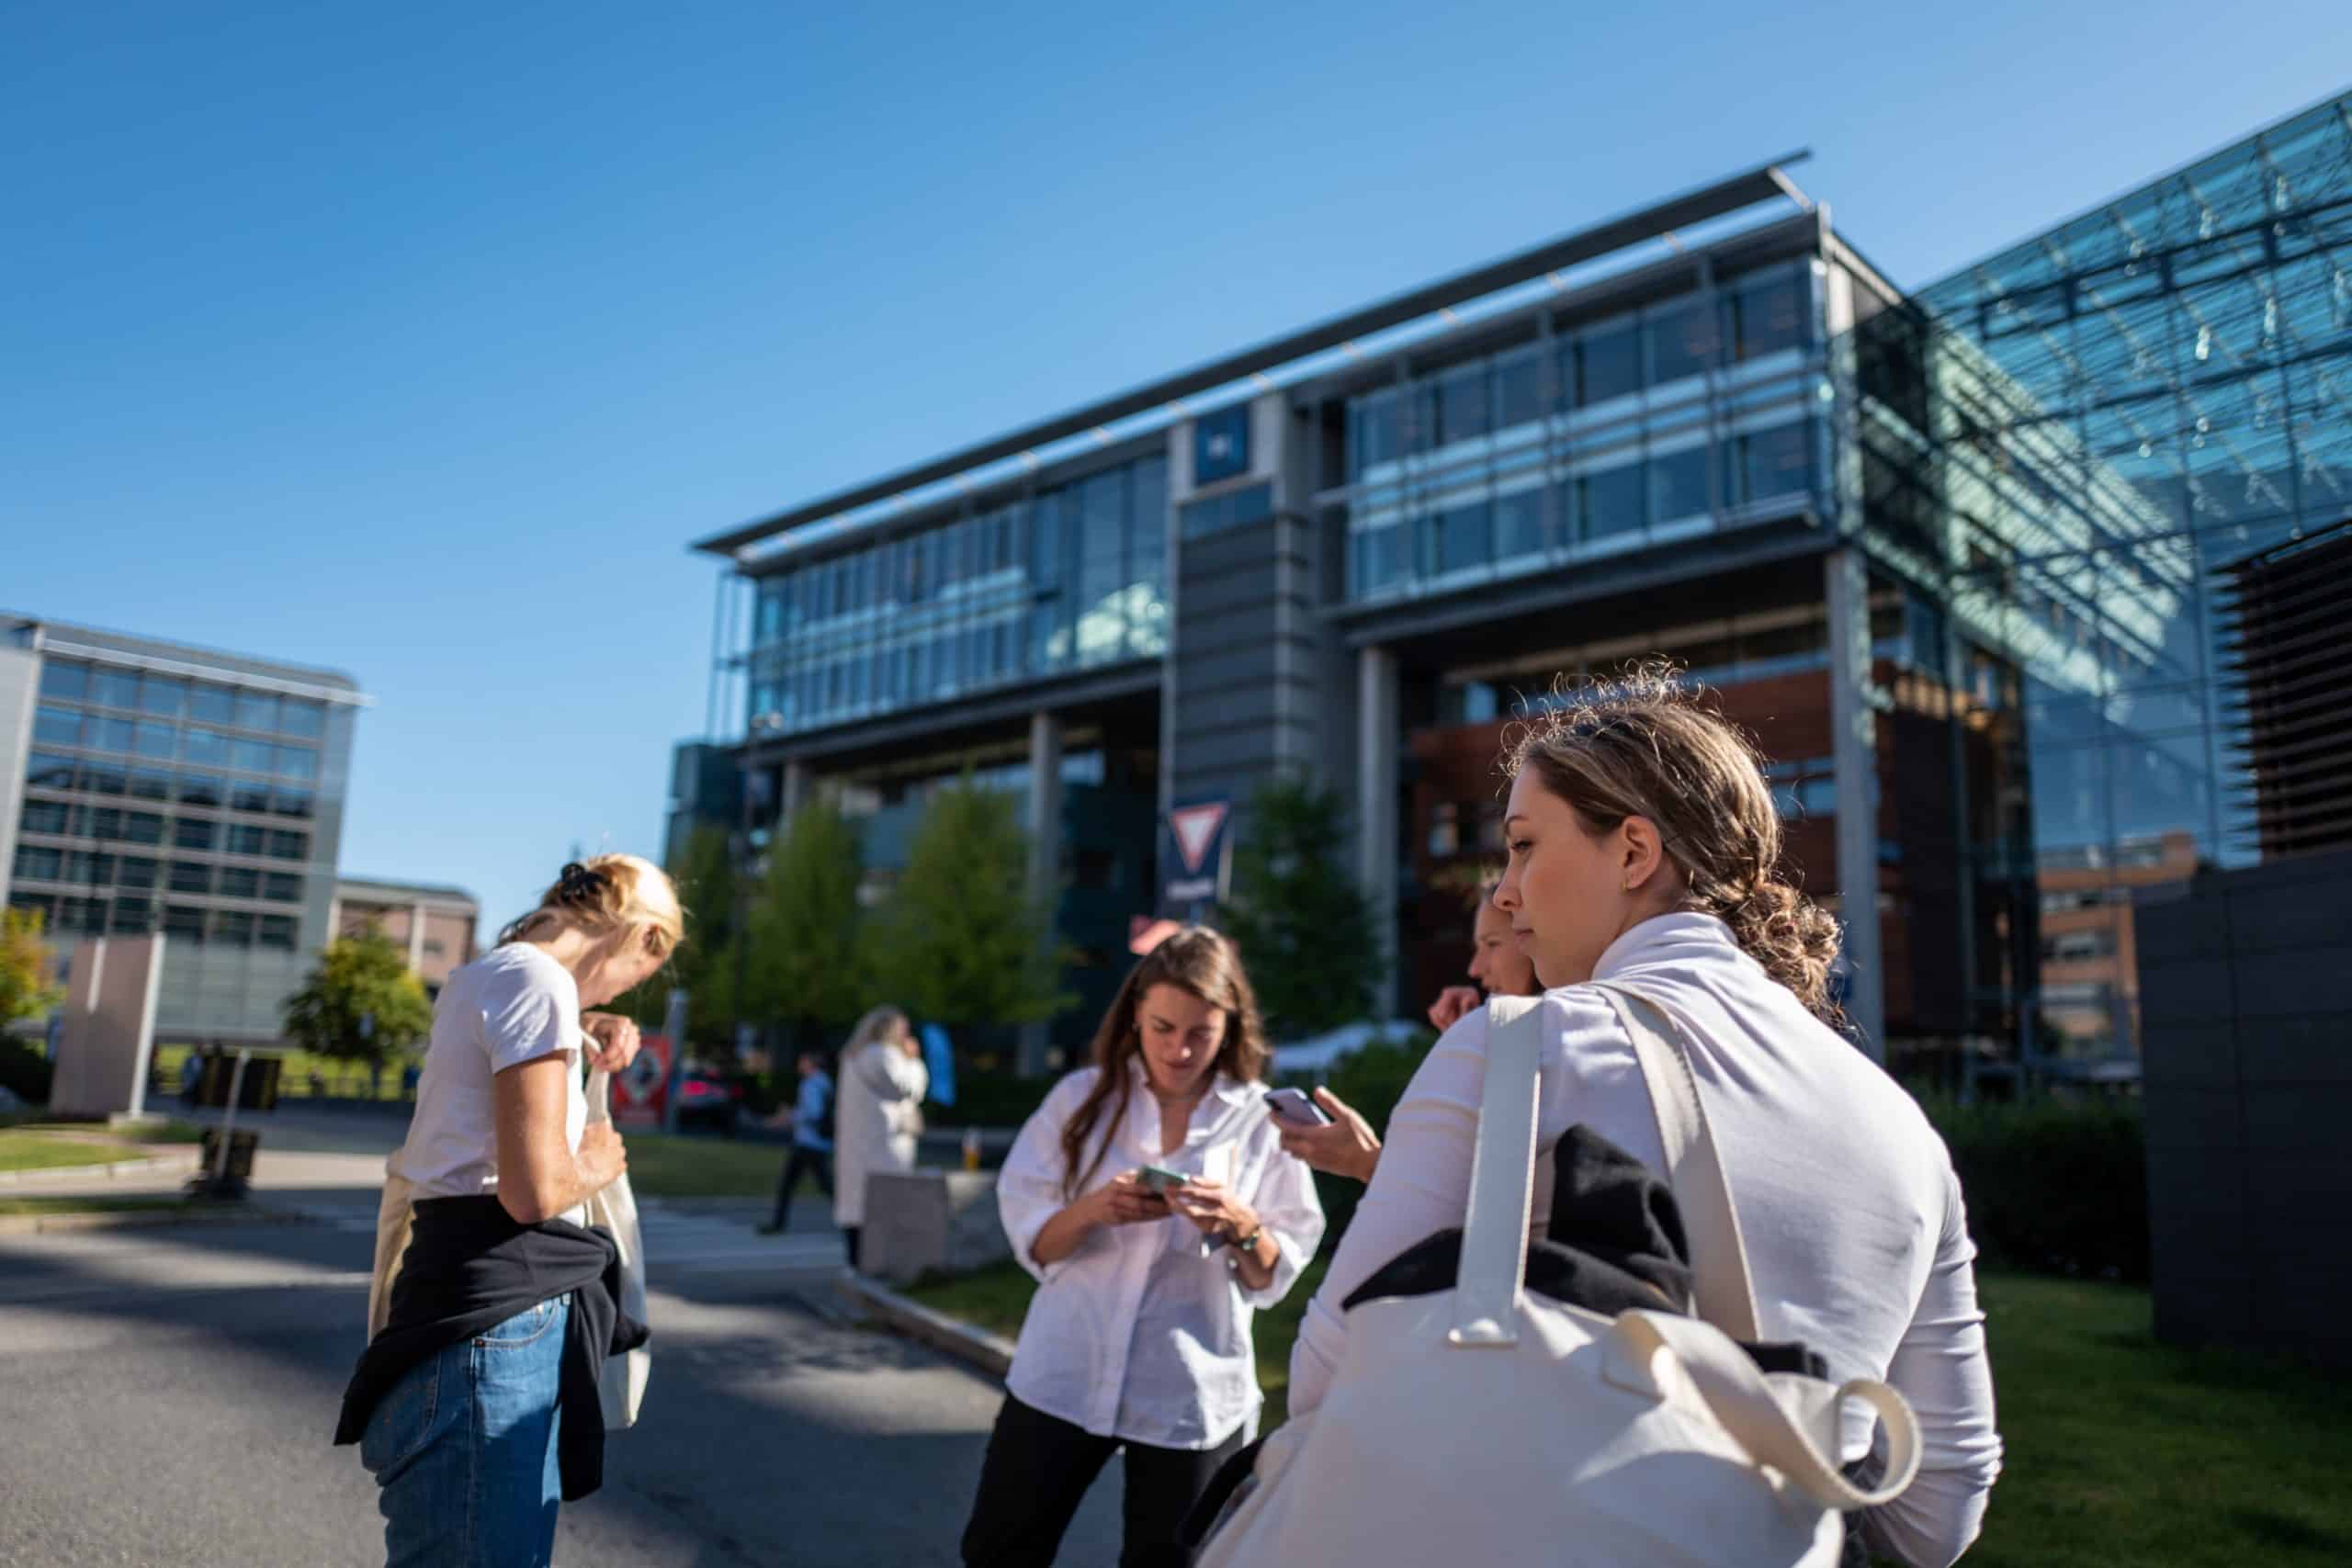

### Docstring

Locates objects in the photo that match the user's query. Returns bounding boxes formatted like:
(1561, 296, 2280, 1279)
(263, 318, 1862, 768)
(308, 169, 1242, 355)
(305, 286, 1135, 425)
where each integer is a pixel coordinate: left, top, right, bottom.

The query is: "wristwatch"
(1227, 1225, 1264, 1255)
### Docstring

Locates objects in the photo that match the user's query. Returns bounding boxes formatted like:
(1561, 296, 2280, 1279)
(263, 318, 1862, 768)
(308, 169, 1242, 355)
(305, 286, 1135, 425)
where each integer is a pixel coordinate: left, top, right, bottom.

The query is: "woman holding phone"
(963, 927, 1324, 1568)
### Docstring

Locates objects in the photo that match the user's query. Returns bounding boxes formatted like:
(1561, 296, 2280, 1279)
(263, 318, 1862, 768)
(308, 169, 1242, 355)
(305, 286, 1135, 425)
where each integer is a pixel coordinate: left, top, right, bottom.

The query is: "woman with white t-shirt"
(337, 854, 682, 1568)
(962, 927, 1324, 1568)
(1287, 667, 2004, 1568)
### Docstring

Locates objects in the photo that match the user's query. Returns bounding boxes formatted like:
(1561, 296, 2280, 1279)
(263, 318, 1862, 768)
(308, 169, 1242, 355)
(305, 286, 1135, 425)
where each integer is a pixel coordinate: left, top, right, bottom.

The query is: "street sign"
(1160, 797, 1233, 910)
(612, 1032, 674, 1129)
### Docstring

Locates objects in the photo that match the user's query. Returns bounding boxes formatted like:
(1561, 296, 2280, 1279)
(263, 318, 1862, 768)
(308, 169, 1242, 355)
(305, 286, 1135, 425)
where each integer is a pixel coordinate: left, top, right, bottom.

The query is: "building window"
(89, 716, 137, 754)
(21, 799, 73, 836)
(139, 677, 187, 718)
(258, 915, 296, 951)
(226, 825, 267, 857)
(91, 668, 141, 711)
(174, 818, 217, 852)
(123, 811, 165, 846)
(278, 699, 327, 740)
(85, 759, 128, 796)
(1432, 364, 1490, 446)
(27, 751, 76, 791)
(169, 861, 213, 895)
(1650, 445, 1711, 525)
(188, 683, 235, 726)
(219, 867, 260, 898)
(235, 691, 277, 731)
(230, 739, 274, 775)
(13, 846, 62, 882)
(275, 787, 314, 818)
(1496, 487, 1545, 559)
(1725, 270, 1811, 361)
(39, 660, 90, 702)
(1574, 322, 1643, 406)
(1732, 421, 1815, 506)
(117, 856, 159, 891)
(1178, 480, 1272, 539)
(1645, 298, 1720, 385)
(1495, 346, 1545, 427)
(130, 767, 173, 802)
(111, 898, 153, 935)
(231, 779, 271, 813)
(214, 911, 254, 947)
(1579, 461, 1646, 541)
(268, 830, 307, 862)
(33, 705, 83, 747)
(423, 939, 447, 958)
(164, 906, 207, 944)
(264, 873, 302, 903)
(183, 726, 231, 767)
(1434, 500, 1491, 575)
(178, 773, 225, 808)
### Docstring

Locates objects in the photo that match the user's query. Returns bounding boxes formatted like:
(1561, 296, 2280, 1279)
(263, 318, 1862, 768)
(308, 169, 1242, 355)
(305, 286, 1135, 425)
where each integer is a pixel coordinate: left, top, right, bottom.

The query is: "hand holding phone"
(1136, 1163, 1193, 1192)
(1264, 1088, 1334, 1127)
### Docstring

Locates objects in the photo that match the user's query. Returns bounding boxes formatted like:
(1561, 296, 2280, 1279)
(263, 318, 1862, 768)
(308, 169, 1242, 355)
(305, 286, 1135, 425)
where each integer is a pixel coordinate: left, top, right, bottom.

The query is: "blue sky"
(6, 1, 2346, 936)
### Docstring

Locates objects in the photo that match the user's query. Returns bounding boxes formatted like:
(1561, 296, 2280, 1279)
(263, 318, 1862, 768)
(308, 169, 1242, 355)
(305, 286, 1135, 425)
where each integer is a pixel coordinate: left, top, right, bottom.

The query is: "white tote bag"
(583, 1066, 650, 1430)
(1194, 987, 1922, 1567)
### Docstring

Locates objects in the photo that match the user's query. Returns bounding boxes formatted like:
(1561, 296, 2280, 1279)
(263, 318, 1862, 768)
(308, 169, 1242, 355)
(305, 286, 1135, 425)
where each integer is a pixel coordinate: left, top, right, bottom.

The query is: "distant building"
(1, 611, 366, 1044)
(332, 877, 481, 1001)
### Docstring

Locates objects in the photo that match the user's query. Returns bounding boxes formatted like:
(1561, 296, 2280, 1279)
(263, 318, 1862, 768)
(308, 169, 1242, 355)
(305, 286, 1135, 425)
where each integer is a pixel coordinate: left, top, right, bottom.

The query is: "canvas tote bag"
(583, 1066, 650, 1429)
(1193, 988, 1922, 1567)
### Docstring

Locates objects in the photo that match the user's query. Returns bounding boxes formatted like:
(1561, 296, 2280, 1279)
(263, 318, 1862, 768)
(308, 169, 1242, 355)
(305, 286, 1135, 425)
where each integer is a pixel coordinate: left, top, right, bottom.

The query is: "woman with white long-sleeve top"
(1288, 666, 2003, 1568)
(963, 927, 1324, 1568)
(832, 1004, 927, 1269)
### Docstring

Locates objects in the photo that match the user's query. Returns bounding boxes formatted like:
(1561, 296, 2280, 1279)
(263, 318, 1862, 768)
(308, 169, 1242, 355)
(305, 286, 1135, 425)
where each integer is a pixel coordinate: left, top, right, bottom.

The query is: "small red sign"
(611, 1032, 674, 1128)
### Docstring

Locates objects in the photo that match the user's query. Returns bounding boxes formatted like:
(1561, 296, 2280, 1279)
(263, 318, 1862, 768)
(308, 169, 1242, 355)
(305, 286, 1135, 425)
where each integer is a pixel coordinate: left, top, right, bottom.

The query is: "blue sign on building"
(1192, 404, 1251, 487)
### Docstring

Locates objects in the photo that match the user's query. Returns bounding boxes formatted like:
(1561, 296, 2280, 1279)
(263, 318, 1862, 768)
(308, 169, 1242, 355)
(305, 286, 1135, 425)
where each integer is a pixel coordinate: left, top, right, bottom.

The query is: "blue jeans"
(363, 1293, 571, 1567)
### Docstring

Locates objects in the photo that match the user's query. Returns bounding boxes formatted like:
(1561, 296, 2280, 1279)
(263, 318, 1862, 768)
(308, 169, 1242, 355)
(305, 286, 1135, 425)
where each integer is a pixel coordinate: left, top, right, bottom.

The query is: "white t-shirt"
(397, 944, 587, 1209)
(1290, 914, 2003, 1568)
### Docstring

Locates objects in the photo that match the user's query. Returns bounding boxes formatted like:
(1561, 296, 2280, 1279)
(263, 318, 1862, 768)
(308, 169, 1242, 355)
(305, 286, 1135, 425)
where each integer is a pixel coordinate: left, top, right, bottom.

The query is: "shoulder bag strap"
(1448, 995, 1548, 1348)
(1589, 983, 1761, 1344)
(585, 1066, 614, 1128)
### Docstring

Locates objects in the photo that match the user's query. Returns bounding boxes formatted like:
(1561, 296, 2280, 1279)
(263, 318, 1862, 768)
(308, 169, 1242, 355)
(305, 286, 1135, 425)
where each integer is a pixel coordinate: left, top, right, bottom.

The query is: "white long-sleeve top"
(997, 1063, 1326, 1450)
(1290, 914, 2002, 1568)
(833, 1040, 928, 1228)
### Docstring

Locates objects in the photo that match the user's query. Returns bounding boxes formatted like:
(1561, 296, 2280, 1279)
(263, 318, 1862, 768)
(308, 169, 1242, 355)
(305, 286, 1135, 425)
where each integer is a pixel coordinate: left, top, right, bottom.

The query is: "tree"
(1217, 775, 1386, 1041)
(282, 927, 433, 1067)
(608, 823, 739, 1042)
(1, 908, 64, 1026)
(743, 798, 867, 1041)
(863, 780, 1071, 1038)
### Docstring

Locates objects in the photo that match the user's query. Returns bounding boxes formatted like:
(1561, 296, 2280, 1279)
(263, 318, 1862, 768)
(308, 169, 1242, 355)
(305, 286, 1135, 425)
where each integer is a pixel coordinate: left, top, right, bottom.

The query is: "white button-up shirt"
(997, 1062, 1326, 1450)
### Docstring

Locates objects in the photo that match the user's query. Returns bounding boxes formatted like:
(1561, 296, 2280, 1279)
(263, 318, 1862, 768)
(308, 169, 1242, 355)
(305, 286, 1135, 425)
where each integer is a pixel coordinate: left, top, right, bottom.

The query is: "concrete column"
(1356, 647, 1400, 1012)
(1825, 546, 1887, 1060)
(406, 902, 425, 974)
(1019, 712, 1065, 1075)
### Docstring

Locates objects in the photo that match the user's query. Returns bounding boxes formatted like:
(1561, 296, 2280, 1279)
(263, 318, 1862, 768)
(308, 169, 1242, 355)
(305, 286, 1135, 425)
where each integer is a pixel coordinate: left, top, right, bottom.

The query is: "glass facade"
(1340, 261, 1826, 602)
(744, 451, 1169, 737)
(1860, 91, 2352, 1061)
(9, 647, 356, 1038)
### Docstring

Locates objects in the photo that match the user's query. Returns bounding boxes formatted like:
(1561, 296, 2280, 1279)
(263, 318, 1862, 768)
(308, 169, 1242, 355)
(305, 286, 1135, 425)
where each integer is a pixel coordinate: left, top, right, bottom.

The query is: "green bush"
(1916, 1091, 2148, 1283)
(0, 1038, 52, 1106)
(933, 1069, 1057, 1131)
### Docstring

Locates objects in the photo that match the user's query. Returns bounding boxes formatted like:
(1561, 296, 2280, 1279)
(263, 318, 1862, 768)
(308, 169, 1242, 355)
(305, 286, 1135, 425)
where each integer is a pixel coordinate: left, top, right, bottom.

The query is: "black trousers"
(961, 1393, 1245, 1568)
(767, 1144, 833, 1227)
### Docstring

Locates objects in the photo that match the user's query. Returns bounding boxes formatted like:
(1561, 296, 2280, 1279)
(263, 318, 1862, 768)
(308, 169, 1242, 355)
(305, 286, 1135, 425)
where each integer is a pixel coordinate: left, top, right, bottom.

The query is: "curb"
(0, 1201, 322, 1236)
(0, 1152, 200, 1189)
(835, 1271, 1017, 1379)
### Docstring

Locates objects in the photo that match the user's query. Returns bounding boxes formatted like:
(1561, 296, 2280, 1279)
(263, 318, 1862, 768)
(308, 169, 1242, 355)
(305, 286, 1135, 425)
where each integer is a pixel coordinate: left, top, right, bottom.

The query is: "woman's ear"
(1620, 815, 1668, 891)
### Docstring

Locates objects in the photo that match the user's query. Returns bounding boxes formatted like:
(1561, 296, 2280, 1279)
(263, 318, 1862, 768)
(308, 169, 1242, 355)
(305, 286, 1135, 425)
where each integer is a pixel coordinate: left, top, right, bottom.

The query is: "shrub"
(1916, 1090, 2149, 1282)
(0, 1037, 53, 1106)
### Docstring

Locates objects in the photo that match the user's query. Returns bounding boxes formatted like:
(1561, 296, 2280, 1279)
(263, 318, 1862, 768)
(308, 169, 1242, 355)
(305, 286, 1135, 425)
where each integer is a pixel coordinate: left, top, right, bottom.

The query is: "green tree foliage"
(1218, 776, 1386, 1041)
(1, 908, 65, 1026)
(281, 927, 434, 1067)
(744, 798, 867, 1037)
(609, 824, 738, 1041)
(863, 780, 1071, 1036)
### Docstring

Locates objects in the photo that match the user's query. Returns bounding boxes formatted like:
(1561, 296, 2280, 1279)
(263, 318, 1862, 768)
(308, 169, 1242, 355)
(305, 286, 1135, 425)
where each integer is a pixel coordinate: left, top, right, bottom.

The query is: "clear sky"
(6, 1, 2346, 935)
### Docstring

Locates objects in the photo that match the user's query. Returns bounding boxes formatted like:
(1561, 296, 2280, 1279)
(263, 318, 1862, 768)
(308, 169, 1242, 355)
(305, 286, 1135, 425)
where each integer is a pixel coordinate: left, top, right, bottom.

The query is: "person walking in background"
(758, 1051, 835, 1235)
(961, 928, 1324, 1568)
(337, 854, 684, 1568)
(832, 1005, 926, 1270)
(1287, 667, 2001, 1566)
(1280, 875, 1539, 1186)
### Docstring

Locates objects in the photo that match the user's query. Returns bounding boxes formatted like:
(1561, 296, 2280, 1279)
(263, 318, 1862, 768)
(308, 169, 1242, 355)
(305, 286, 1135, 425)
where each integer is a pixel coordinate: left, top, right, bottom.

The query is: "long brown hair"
(1505, 661, 1842, 1021)
(1057, 927, 1271, 1199)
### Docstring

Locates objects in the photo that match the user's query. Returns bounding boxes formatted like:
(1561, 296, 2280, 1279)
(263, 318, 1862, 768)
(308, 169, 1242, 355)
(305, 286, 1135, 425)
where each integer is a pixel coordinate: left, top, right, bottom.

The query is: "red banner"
(610, 1032, 673, 1128)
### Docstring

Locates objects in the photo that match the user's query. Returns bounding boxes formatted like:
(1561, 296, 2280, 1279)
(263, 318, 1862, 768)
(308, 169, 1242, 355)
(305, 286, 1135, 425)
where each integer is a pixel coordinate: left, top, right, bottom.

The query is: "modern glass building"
(1849, 89, 2352, 1077)
(679, 89, 2352, 1079)
(1, 614, 367, 1043)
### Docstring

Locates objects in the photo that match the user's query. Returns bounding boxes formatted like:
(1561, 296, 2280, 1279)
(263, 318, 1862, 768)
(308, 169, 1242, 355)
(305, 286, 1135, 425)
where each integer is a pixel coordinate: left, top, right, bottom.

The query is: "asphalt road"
(0, 1205, 1121, 1566)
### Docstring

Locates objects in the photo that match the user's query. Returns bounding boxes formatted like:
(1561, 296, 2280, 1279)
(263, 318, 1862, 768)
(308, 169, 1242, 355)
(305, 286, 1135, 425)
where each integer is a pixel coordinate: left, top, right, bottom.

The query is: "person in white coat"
(962, 926, 1324, 1568)
(832, 1004, 927, 1269)
(1286, 665, 2003, 1568)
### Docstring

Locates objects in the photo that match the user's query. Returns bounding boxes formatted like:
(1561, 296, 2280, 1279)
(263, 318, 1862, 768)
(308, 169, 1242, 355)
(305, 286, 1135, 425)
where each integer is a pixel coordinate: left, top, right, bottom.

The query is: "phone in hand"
(1136, 1164, 1191, 1194)
(1264, 1088, 1334, 1127)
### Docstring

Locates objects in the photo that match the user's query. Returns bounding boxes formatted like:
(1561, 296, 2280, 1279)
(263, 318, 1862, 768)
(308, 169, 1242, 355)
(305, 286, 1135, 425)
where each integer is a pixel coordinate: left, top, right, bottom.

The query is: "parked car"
(672, 1066, 746, 1135)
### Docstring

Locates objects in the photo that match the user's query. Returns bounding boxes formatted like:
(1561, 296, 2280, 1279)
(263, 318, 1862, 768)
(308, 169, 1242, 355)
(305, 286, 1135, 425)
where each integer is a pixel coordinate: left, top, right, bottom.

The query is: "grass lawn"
(0, 1122, 204, 1173)
(150, 1043, 414, 1103)
(618, 1131, 785, 1199)
(906, 1265, 2351, 1566)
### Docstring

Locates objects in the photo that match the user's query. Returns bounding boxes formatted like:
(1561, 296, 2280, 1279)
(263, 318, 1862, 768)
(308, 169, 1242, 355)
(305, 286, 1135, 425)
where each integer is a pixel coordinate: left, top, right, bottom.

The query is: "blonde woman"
(337, 855, 684, 1567)
(1288, 669, 2002, 1566)
(832, 1004, 927, 1269)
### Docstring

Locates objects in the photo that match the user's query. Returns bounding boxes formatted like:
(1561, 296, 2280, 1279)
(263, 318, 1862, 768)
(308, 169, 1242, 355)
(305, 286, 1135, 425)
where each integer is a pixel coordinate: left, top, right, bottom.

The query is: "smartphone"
(1136, 1164, 1191, 1193)
(1264, 1088, 1334, 1127)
